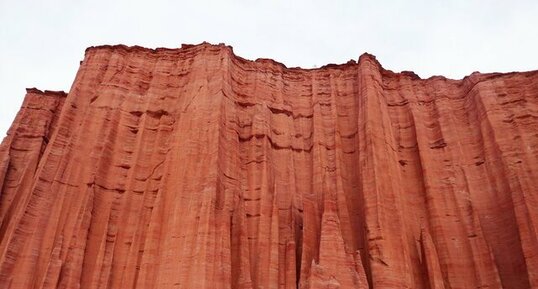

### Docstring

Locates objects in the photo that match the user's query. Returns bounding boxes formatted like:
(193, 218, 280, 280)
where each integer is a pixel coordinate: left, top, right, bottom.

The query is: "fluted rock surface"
(1, 43, 537, 289)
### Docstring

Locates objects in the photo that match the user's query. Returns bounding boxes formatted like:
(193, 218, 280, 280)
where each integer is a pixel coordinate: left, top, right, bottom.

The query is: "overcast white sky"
(1, 0, 537, 137)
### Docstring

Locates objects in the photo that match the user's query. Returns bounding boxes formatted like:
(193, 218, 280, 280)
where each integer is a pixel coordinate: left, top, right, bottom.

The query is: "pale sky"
(1, 0, 537, 137)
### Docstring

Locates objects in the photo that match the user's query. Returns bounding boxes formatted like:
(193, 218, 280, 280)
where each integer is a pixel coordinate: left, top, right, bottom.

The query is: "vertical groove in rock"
(0, 43, 537, 288)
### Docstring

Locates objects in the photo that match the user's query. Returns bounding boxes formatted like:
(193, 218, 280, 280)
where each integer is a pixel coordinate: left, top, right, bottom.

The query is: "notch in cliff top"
(26, 88, 68, 97)
(83, 42, 389, 72)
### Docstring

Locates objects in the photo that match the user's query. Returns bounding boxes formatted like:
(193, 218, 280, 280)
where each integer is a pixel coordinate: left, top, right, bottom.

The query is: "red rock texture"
(1, 43, 537, 289)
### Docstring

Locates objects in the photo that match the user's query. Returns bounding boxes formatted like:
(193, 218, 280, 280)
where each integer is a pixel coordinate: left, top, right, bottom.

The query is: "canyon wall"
(0, 43, 537, 288)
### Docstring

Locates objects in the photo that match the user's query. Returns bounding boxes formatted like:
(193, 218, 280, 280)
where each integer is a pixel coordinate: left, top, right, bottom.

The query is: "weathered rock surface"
(0, 43, 537, 289)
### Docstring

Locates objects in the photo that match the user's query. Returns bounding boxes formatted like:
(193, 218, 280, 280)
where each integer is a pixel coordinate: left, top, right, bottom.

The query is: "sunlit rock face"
(0, 43, 537, 289)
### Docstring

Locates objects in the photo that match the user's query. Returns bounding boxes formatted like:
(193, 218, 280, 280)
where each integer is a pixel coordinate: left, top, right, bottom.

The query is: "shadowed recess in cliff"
(0, 42, 537, 289)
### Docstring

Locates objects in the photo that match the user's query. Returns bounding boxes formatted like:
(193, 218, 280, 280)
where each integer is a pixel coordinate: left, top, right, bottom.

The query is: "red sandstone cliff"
(0, 43, 537, 289)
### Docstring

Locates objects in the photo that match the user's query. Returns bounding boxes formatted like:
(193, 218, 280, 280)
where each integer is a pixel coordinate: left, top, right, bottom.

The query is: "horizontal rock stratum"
(1, 43, 537, 289)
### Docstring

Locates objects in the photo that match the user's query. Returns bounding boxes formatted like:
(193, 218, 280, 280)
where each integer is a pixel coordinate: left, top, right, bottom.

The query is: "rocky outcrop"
(0, 43, 537, 289)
